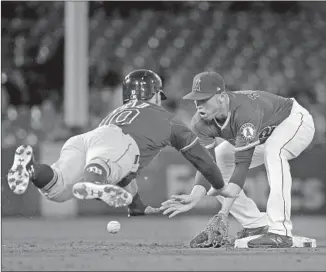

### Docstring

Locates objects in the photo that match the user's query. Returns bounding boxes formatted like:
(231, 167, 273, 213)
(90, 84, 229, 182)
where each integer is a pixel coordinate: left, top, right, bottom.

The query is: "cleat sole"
(73, 182, 132, 207)
(7, 145, 33, 195)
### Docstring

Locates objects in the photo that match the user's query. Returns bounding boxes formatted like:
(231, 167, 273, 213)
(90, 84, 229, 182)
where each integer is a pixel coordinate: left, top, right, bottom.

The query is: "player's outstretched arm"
(160, 185, 207, 218)
(122, 178, 160, 216)
(182, 141, 225, 189)
(161, 141, 239, 218)
(127, 191, 161, 216)
(182, 142, 241, 198)
(206, 148, 255, 216)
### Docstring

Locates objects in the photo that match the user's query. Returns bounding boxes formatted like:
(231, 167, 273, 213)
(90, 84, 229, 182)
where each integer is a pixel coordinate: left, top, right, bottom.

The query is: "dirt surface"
(2, 215, 326, 271)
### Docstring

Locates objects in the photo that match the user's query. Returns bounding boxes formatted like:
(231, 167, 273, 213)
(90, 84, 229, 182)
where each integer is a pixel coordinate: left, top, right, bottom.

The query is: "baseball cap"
(183, 71, 225, 101)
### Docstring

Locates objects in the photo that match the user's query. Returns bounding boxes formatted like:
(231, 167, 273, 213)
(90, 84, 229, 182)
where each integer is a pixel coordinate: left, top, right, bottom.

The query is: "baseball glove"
(190, 213, 229, 248)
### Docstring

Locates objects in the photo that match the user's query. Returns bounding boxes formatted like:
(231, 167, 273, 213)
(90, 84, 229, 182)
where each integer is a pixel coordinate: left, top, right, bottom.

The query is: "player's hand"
(160, 197, 197, 218)
(168, 194, 194, 204)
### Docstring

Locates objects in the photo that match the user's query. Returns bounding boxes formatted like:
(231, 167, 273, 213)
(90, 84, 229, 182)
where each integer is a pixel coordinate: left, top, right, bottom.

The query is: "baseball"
(107, 220, 121, 234)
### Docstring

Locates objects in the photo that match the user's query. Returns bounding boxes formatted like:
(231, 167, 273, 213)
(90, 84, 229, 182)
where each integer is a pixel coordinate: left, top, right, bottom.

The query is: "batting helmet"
(122, 69, 167, 103)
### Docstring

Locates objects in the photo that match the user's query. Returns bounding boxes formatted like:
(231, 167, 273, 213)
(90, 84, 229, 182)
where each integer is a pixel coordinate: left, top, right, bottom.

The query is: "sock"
(83, 160, 108, 184)
(32, 164, 57, 190)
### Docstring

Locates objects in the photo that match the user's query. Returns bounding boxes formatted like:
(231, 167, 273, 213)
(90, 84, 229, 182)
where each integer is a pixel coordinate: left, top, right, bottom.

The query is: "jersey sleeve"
(169, 120, 199, 152)
(234, 107, 262, 152)
(191, 117, 216, 150)
(181, 141, 224, 189)
(169, 118, 224, 189)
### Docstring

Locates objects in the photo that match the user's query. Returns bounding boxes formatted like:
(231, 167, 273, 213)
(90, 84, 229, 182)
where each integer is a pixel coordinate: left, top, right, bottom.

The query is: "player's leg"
(72, 125, 140, 207)
(249, 100, 315, 248)
(72, 156, 133, 207)
(8, 135, 86, 203)
(214, 141, 269, 232)
(41, 135, 87, 202)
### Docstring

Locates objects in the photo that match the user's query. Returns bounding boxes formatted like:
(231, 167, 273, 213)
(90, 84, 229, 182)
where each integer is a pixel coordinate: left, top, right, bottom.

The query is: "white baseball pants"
(40, 125, 140, 202)
(215, 99, 315, 236)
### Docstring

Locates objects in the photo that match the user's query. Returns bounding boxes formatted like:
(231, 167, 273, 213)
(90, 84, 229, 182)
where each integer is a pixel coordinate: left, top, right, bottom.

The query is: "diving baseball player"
(161, 71, 315, 248)
(7, 70, 235, 218)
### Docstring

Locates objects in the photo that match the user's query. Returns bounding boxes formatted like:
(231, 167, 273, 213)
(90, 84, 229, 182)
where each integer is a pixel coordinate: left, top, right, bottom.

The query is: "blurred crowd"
(1, 1, 326, 146)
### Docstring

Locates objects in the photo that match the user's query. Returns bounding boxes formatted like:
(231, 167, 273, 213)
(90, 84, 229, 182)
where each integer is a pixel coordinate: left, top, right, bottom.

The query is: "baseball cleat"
(236, 225, 269, 239)
(248, 232, 293, 248)
(73, 182, 133, 207)
(7, 145, 35, 195)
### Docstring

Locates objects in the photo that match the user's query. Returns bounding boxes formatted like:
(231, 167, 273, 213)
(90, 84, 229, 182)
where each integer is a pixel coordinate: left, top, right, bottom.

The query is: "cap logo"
(193, 78, 201, 92)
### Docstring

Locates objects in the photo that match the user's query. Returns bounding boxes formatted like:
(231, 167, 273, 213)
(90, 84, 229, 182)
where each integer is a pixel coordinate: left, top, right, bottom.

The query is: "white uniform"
(192, 91, 315, 237)
(40, 125, 140, 202)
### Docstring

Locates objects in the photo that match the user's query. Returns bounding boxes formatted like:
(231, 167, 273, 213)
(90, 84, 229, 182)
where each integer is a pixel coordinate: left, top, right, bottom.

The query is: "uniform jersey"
(192, 90, 294, 153)
(99, 100, 198, 170)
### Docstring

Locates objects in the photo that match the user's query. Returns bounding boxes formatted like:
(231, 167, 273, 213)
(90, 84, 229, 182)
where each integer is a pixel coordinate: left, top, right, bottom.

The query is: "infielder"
(8, 70, 235, 218)
(161, 71, 315, 248)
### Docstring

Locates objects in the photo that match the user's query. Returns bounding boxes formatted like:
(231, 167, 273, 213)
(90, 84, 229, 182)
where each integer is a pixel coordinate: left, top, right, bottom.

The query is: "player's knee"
(264, 143, 278, 160)
(264, 143, 291, 163)
(83, 158, 110, 184)
(47, 194, 71, 203)
(45, 189, 74, 202)
(215, 142, 234, 166)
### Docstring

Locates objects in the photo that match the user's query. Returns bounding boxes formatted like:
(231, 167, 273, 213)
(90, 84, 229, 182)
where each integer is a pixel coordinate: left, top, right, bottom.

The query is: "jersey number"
(99, 108, 140, 126)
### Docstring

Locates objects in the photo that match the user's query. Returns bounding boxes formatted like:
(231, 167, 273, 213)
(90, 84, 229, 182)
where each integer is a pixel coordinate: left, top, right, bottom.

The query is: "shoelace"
(268, 233, 287, 244)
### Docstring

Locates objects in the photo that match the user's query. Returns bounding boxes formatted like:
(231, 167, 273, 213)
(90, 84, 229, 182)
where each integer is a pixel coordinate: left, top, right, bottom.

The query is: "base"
(234, 235, 317, 248)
